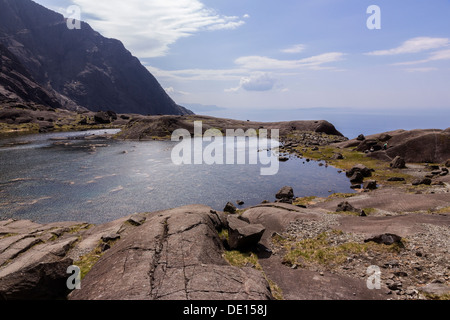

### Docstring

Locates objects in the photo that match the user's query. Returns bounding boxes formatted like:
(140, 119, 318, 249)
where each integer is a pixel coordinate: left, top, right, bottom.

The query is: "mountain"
(0, 0, 192, 115)
(0, 43, 66, 109)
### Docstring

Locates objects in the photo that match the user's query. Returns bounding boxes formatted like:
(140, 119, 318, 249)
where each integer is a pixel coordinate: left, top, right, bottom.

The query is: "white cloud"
(70, 0, 245, 58)
(392, 49, 450, 66)
(404, 67, 438, 73)
(367, 37, 449, 56)
(226, 73, 276, 92)
(281, 44, 306, 54)
(243, 14, 250, 19)
(234, 52, 346, 70)
(164, 87, 190, 95)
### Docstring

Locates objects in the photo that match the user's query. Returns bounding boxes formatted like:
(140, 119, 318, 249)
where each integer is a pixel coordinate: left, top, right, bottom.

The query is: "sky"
(33, 0, 450, 127)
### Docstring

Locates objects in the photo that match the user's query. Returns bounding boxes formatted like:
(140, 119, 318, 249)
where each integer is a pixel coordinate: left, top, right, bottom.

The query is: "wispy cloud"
(234, 52, 346, 71)
(366, 37, 449, 56)
(281, 44, 306, 54)
(392, 49, 450, 66)
(404, 67, 438, 73)
(70, 0, 245, 58)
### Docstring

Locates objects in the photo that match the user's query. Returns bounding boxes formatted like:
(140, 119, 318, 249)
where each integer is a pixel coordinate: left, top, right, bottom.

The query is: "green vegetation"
(74, 237, 119, 279)
(422, 292, 450, 301)
(223, 250, 284, 300)
(274, 231, 403, 269)
(293, 145, 416, 185)
(292, 196, 317, 206)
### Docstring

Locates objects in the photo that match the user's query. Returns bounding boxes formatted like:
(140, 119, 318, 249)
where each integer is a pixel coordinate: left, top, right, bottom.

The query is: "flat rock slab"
(337, 214, 450, 238)
(69, 205, 272, 300)
(311, 188, 450, 214)
(259, 255, 387, 300)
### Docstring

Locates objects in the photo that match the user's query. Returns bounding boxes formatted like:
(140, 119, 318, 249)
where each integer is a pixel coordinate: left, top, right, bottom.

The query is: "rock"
(378, 134, 392, 142)
(446, 159, 450, 168)
(350, 184, 362, 189)
(346, 164, 373, 178)
(101, 234, 121, 242)
(278, 156, 289, 162)
(127, 215, 146, 227)
(363, 180, 378, 190)
(236, 200, 245, 206)
(224, 202, 237, 214)
(69, 205, 272, 300)
(440, 168, 449, 176)
(387, 177, 405, 182)
(386, 279, 402, 291)
(356, 139, 378, 152)
(227, 216, 266, 251)
(364, 233, 403, 246)
(390, 156, 406, 169)
(94, 111, 111, 124)
(357, 134, 366, 141)
(276, 186, 294, 200)
(412, 178, 432, 186)
(331, 153, 344, 160)
(419, 283, 450, 296)
(349, 172, 364, 184)
(0, 238, 77, 300)
(336, 201, 357, 213)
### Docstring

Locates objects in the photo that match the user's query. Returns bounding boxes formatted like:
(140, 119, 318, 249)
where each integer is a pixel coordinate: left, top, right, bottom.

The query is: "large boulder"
(94, 111, 112, 124)
(390, 156, 406, 169)
(224, 202, 237, 214)
(336, 201, 357, 213)
(227, 216, 266, 251)
(276, 186, 294, 200)
(346, 164, 372, 178)
(363, 180, 378, 190)
(445, 159, 450, 168)
(0, 237, 77, 300)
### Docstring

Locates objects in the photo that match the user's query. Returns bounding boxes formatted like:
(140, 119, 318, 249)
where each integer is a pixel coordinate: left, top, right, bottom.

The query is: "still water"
(0, 130, 354, 224)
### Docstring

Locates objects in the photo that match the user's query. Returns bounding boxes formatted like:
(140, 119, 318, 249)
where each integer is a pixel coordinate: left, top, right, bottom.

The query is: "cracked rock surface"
(69, 205, 272, 300)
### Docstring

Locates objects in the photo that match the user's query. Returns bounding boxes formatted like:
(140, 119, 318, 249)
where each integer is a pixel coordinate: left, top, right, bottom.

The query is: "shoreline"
(0, 108, 449, 301)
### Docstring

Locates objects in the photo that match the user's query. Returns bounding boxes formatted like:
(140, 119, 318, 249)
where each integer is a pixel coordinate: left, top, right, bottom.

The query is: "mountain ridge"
(0, 0, 192, 115)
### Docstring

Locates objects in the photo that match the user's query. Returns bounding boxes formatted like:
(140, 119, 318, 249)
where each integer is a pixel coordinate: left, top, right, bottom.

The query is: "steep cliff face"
(0, 43, 65, 109)
(0, 0, 192, 115)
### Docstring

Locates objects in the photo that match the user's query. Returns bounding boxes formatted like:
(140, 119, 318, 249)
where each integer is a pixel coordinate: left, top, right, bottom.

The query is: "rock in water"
(363, 180, 378, 190)
(390, 156, 406, 169)
(276, 186, 294, 200)
(349, 172, 364, 184)
(224, 202, 237, 214)
(227, 216, 266, 251)
(346, 164, 373, 178)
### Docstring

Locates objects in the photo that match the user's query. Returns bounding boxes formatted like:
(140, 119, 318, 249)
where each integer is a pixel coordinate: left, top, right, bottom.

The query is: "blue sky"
(34, 0, 450, 121)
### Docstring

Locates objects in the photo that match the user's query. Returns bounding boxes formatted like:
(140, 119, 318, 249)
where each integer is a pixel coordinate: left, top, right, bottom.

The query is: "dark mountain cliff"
(0, 0, 192, 115)
(0, 43, 65, 108)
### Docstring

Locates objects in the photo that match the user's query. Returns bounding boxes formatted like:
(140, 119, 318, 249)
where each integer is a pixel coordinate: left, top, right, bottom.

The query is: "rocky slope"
(0, 0, 192, 115)
(0, 43, 65, 109)
(335, 128, 450, 164)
